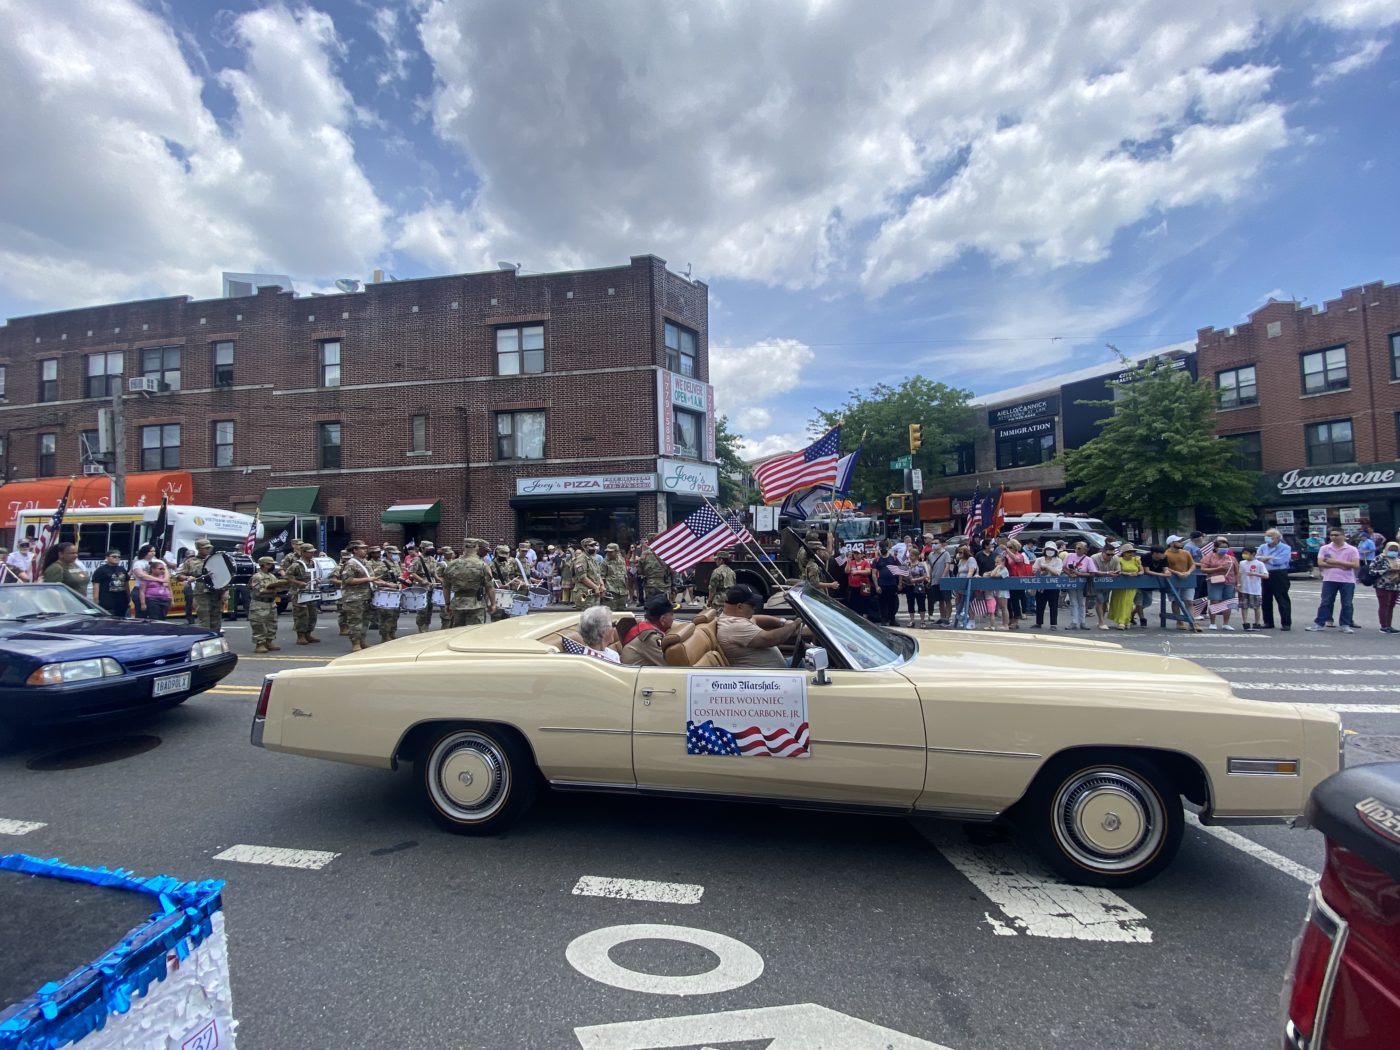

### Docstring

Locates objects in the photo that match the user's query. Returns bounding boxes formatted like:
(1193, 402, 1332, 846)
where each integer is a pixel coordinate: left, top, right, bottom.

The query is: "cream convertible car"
(251, 584, 1342, 888)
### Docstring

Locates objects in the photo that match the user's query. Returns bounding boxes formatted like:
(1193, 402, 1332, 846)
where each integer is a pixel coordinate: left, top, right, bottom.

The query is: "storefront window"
(995, 430, 1055, 469)
(518, 504, 638, 550)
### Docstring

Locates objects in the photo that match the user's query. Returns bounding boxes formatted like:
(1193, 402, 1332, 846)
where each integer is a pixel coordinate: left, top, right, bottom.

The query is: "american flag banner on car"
(686, 719, 811, 757)
(650, 505, 747, 572)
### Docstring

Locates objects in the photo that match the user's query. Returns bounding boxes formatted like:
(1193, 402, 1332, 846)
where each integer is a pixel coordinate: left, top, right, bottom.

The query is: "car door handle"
(640, 687, 677, 698)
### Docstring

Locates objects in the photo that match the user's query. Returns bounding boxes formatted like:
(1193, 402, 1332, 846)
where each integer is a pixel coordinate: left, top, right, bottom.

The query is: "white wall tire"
(421, 726, 536, 834)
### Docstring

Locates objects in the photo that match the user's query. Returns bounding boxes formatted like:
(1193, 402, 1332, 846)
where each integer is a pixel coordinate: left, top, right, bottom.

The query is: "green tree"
(1060, 355, 1257, 532)
(814, 376, 977, 506)
(713, 415, 749, 506)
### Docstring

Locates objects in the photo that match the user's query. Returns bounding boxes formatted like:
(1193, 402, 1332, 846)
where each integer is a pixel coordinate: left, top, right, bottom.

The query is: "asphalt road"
(1, 581, 1395, 1050)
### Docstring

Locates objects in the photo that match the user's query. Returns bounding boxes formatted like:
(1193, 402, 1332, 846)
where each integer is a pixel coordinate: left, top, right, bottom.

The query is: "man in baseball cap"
(717, 583, 800, 668)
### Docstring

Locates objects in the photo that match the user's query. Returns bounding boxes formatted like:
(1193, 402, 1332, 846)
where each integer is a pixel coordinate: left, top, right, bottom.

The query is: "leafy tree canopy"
(1060, 354, 1257, 531)
(813, 376, 977, 506)
(713, 415, 749, 506)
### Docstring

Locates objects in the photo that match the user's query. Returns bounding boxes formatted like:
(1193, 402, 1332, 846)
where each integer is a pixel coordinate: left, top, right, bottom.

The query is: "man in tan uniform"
(707, 551, 737, 609)
(443, 538, 494, 626)
(572, 538, 605, 609)
(601, 543, 630, 611)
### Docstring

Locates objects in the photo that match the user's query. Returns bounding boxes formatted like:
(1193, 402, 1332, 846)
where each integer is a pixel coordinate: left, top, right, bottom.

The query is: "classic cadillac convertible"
(251, 584, 1342, 887)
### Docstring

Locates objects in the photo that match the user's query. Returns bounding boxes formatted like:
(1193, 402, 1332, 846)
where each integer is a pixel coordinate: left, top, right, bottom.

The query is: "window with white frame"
(496, 325, 544, 375)
(213, 421, 234, 467)
(1301, 346, 1348, 395)
(664, 321, 698, 377)
(495, 410, 544, 460)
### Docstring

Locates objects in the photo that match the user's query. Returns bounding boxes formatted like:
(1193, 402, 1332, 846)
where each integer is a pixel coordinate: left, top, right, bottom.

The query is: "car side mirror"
(803, 646, 830, 685)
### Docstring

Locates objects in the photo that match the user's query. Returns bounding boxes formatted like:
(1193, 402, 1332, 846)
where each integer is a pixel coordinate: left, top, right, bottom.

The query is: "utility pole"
(110, 386, 127, 507)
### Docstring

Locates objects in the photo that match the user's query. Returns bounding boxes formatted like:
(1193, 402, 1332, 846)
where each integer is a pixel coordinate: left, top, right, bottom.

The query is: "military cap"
(495, 544, 510, 555)
(338, 549, 349, 557)
(258, 556, 275, 566)
(298, 541, 315, 551)
(581, 537, 598, 548)
(420, 541, 435, 550)
(348, 539, 367, 549)
(605, 543, 620, 552)
(715, 549, 732, 560)
(441, 546, 456, 557)
(463, 537, 486, 551)
(383, 544, 398, 553)
(195, 537, 212, 549)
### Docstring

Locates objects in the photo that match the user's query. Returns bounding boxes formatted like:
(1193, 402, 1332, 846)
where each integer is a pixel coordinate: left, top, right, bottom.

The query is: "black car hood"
(0, 616, 210, 665)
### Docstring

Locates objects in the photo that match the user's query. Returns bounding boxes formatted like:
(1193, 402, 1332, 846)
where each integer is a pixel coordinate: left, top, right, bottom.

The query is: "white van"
(1003, 514, 1121, 550)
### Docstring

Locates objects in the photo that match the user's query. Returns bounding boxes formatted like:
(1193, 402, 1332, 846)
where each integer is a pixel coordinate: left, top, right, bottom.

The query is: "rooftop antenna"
(334, 278, 361, 293)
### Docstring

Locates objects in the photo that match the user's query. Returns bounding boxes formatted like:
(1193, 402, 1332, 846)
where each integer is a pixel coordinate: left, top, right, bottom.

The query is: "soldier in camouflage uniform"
(489, 544, 523, 620)
(176, 538, 226, 633)
(436, 547, 454, 630)
(572, 538, 605, 609)
(340, 540, 376, 651)
(601, 543, 630, 611)
(248, 556, 284, 653)
(637, 535, 670, 603)
(374, 545, 404, 641)
(284, 542, 321, 644)
(707, 551, 737, 609)
(443, 538, 494, 626)
(330, 550, 350, 635)
(410, 542, 438, 633)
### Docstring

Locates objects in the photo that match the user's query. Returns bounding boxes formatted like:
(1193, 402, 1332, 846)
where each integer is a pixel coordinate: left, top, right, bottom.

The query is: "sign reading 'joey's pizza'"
(987, 394, 1059, 427)
(1271, 461, 1400, 497)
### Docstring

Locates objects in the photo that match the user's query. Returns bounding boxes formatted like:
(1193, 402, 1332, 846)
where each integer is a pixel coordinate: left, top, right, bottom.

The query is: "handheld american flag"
(30, 483, 72, 579)
(650, 505, 749, 573)
(242, 509, 259, 556)
(751, 427, 841, 505)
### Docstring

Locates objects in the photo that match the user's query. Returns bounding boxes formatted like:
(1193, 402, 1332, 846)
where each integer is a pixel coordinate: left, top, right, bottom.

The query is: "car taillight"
(255, 675, 274, 719)
(1284, 887, 1348, 1049)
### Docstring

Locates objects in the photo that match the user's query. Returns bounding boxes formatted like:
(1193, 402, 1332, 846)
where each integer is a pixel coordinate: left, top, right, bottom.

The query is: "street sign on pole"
(910, 468, 923, 492)
(889, 454, 912, 470)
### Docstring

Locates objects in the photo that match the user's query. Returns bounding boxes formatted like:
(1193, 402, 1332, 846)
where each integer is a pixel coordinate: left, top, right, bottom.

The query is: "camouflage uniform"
(443, 540, 493, 627)
(340, 544, 375, 650)
(489, 545, 522, 620)
(248, 558, 282, 652)
(572, 539, 604, 609)
(436, 549, 454, 630)
(708, 556, 736, 608)
(637, 541, 670, 602)
(374, 549, 403, 641)
(178, 540, 225, 632)
(330, 552, 350, 635)
(284, 546, 320, 643)
(410, 547, 438, 633)
(602, 544, 630, 611)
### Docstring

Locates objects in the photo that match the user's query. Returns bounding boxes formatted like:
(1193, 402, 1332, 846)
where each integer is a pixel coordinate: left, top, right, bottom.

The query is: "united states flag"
(242, 509, 259, 557)
(30, 483, 72, 579)
(1006, 523, 1027, 539)
(723, 511, 755, 547)
(561, 636, 614, 660)
(963, 500, 983, 539)
(651, 505, 744, 572)
(751, 427, 841, 505)
(686, 719, 810, 757)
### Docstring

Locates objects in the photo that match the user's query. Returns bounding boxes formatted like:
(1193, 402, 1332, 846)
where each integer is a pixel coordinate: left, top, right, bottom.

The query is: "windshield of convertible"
(0, 584, 106, 621)
(788, 583, 914, 670)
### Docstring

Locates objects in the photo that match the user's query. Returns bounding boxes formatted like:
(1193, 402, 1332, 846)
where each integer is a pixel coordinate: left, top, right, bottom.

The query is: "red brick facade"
(0, 255, 714, 551)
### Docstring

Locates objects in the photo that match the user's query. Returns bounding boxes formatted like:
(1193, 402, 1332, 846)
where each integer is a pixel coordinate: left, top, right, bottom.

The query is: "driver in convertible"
(717, 584, 802, 668)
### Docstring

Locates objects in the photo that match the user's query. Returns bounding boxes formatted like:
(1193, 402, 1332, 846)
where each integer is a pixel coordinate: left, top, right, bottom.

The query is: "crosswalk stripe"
(212, 844, 339, 870)
(1185, 813, 1317, 885)
(1218, 669, 1394, 676)
(572, 876, 704, 905)
(1228, 682, 1397, 693)
(0, 819, 46, 836)
(1189, 654, 1400, 661)
(920, 828, 1151, 942)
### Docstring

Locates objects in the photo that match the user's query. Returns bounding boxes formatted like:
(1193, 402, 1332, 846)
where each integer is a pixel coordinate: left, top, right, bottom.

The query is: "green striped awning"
(259, 486, 320, 515)
(380, 500, 442, 525)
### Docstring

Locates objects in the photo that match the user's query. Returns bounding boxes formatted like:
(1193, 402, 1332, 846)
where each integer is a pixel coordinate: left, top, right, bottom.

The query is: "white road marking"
(983, 913, 1017, 936)
(1190, 654, 1400, 661)
(575, 1003, 954, 1049)
(1326, 704, 1400, 713)
(212, 844, 339, 870)
(923, 830, 1151, 942)
(0, 819, 46, 836)
(1185, 813, 1317, 885)
(572, 876, 704, 905)
(566, 924, 763, 996)
(1229, 682, 1397, 692)
(1218, 668, 1396, 675)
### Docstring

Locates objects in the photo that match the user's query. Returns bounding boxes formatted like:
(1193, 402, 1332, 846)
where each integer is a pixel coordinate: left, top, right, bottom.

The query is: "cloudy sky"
(1, 1, 1396, 456)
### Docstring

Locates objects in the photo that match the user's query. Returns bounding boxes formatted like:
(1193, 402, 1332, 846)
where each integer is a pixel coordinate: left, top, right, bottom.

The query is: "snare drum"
(431, 586, 445, 608)
(527, 586, 550, 610)
(295, 589, 321, 604)
(204, 551, 235, 590)
(401, 587, 428, 612)
(371, 588, 402, 611)
(509, 595, 531, 618)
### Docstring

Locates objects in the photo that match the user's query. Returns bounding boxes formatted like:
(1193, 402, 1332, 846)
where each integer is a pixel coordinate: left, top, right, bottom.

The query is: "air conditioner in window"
(128, 377, 160, 394)
(82, 464, 106, 476)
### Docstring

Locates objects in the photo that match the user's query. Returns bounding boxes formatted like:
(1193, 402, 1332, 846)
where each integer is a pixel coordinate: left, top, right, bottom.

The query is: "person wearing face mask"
(1370, 541, 1400, 634)
(925, 538, 953, 626)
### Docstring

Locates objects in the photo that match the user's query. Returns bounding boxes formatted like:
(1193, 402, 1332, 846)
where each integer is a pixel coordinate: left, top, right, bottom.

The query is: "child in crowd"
(1237, 546, 1269, 631)
(988, 552, 1011, 630)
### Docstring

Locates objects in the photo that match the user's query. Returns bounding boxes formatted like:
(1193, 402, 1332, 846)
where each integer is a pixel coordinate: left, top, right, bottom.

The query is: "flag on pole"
(752, 427, 841, 505)
(150, 496, 169, 558)
(31, 483, 73, 579)
(242, 509, 259, 557)
(962, 486, 982, 539)
(779, 447, 861, 521)
(986, 487, 1006, 537)
(722, 510, 756, 548)
(650, 505, 747, 572)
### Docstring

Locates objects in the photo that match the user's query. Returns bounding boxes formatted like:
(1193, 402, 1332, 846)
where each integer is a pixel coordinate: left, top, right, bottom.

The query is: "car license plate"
(153, 672, 192, 697)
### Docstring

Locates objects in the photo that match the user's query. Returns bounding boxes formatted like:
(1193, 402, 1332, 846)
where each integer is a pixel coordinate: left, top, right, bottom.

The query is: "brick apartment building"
(1198, 280, 1400, 540)
(0, 255, 719, 553)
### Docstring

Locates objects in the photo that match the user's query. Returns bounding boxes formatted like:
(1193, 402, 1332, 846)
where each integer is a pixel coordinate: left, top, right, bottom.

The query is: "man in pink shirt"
(1307, 528, 1361, 633)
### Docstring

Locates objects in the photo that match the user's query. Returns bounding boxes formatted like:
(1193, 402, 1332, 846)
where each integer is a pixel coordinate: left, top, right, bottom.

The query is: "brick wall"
(1197, 280, 1400, 469)
(0, 255, 710, 545)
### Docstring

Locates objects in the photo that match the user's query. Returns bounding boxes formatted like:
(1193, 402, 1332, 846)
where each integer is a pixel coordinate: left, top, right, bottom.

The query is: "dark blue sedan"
(0, 584, 236, 733)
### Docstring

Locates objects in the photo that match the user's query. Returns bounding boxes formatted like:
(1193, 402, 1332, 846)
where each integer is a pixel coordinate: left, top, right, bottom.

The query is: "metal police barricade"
(936, 573, 1200, 629)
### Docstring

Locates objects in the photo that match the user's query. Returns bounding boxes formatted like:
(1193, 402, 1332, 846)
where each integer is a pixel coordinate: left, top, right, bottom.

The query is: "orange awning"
(1, 472, 194, 529)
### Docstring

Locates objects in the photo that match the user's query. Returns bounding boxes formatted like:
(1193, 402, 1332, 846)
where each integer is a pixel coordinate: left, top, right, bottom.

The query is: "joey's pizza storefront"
(510, 472, 655, 549)
(1257, 462, 1400, 542)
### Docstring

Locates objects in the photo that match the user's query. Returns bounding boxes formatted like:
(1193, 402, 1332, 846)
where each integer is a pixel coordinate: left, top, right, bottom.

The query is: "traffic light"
(908, 423, 922, 454)
(886, 493, 911, 513)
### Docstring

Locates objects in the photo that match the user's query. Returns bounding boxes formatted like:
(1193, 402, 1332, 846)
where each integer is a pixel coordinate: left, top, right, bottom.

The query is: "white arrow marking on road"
(212, 844, 339, 870)
(1185, 813, 1318, 885)
(572, 876, 704, 905)
(574, 1003, 956, 1049)
(0, 819, 46, 836)
(921, 830, 1151, 942)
